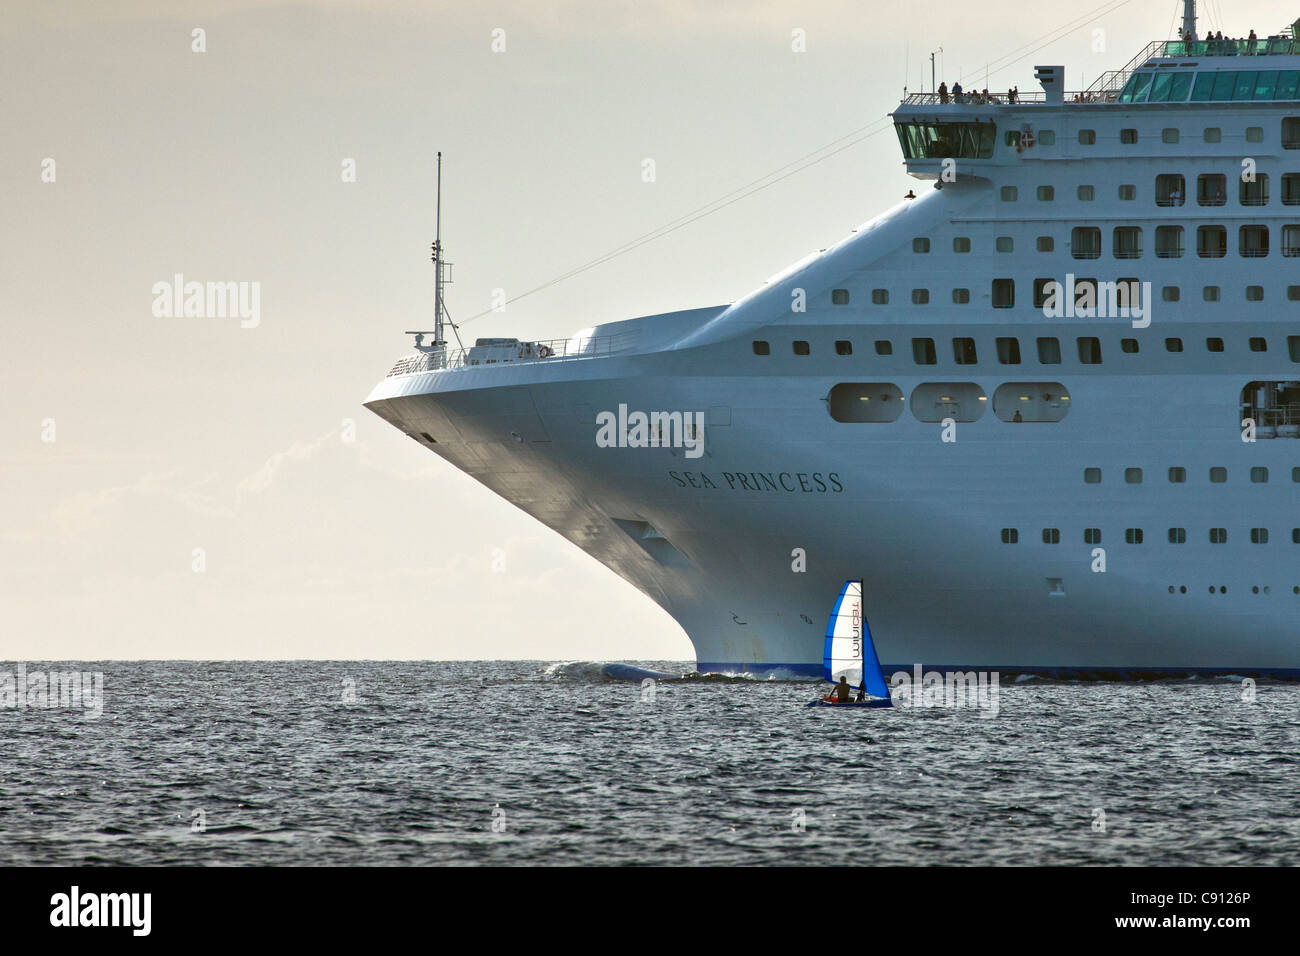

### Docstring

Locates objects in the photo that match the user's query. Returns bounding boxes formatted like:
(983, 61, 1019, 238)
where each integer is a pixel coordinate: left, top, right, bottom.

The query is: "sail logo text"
(890, 665, 1000, 716)
(596, 404, 705, 459)
(1040, 274, 1152, 329)
(50, 886, 151, 936)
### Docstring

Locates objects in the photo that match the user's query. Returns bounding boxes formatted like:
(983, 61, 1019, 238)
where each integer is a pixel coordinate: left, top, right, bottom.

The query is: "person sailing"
(827, 674, 853, 703)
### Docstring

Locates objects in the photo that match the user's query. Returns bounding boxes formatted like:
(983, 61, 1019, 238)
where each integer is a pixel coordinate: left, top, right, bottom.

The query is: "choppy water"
(1, 661, 1297, 865)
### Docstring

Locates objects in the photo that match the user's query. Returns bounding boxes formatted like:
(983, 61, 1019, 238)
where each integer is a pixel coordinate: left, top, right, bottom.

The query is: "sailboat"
(808, 580, 893, 708)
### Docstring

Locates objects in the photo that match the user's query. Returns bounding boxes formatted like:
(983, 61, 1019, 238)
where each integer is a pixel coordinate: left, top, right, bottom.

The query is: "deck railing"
(385, 328, 642, 377)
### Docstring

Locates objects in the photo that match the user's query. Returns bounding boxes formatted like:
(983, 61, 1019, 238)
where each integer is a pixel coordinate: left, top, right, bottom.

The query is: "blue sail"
(822, 579, 890, 701)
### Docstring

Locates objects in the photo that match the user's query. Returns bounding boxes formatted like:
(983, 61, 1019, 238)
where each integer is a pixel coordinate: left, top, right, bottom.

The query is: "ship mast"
(433, 151, 446, 347)
(1182, 0, 1198, 40)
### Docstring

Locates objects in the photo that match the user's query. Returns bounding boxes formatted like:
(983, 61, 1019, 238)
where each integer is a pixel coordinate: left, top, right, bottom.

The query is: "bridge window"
(895, 120, 997, 159)
(828, 383, 904, 422)
(992, 382, 1070, 422)
(910, 382, 988, 422)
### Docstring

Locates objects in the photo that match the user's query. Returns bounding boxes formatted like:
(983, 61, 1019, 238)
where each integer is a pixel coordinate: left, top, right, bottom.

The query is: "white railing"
(386, 328, 642, 377)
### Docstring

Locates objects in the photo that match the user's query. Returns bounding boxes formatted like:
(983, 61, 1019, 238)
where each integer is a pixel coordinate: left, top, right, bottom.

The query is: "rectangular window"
(1125, 467, 1143, 484)
(1169, 467, 1186, 483)
(831, 288, 850, 305)
(1162, 127, 1180, 144)
(1037, 186, 1055, 201)
(1125, 528, 1144, 544)
(1197, 225, 1227, 258)
(1118, 184, 1136, 200)
(1162, 286, 1180, 302)
(1240, 225, 1269, 257)
(952, 288, 970, 304)
(1084, 468, 1102, 484)
(1283, 117, 1300, 148)
(1001, 186, 1018, 202)
(1166, 338, 1183, 352)
(1206, 337, 1224, 352)
(1037, 337, 1061, 365)
(1249, 337, 1267, 352)
(1288, 335, 1300, 362)
(793, 340, 810, 355)
(1042, 528, 1060, 544)
(913, 238, 931, 253)
(1033, 278, 1056, 308)
(1120, 128, 1138, 144)
(1169, 528, 1187, 544)
(912, 337, 936, 365)
(1071, 227, 1101, 259)
(1204, 285, 1220, 301)
(1204, 126, 1221, 142)
(1121, 338, 1139, 354)
(874, 340, 892, 355)
(1155, 225, 1184, 258)
(1077, 185, 1095, 201)
(1210, 528, 1227, 544)
(1246, 285, 1264, 302)
(1210, 467, 1227, 483)
(1251, 466, 1269, 483)
(1077, 337, 1102, 364)
(1084, 528, 1101, 544)
(835, 340, 852, 355)
(953, 237, 971, 253)
(1283, 173, 1300, 205)
(1078, 129, 1096, 144)
(992, 278, 1015, 309)
(872, 289, 889, 304)
(1252, 528, 1270, 544)
(1001, 528, 1019, 544)
(952, 337, 977, 364)
(1037, 236, 1054, 252)
(996, 236, 1014, 253)
(1283, 225, 1300, 257)
(1155, 174, 1185, 206)
(912, 289, 930, 304)
(1113, 227, 1142, 259)
(752, 341, 770, 355)
(1240, 174, 1269, 206)
(1038, 130, 1055, 145)
(1198, 174, 1227, 206)
(996, 337, 1021, 365)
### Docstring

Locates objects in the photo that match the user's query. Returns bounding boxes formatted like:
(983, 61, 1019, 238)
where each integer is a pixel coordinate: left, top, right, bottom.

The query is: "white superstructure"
(366, 8, 1300, 676)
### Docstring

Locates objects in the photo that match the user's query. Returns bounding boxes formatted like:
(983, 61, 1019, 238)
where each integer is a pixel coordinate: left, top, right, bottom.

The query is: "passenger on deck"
(1013, 409, 1023, 423)
(952, 81, 963, 102)
(1007, 86, 1018, 104)
(938, 81, 949, 104)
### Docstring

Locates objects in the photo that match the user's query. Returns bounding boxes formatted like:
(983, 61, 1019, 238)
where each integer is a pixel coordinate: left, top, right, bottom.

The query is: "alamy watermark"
(1040, 274, 1151, 329)
(1, 663, 104, 719)
(151, 273, 260, 328)
(595, 404, 705, 459)
(889, 665, 999, 716)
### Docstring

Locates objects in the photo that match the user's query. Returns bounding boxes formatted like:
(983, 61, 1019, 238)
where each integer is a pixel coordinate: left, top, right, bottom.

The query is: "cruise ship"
(365, 3, 1300, 677)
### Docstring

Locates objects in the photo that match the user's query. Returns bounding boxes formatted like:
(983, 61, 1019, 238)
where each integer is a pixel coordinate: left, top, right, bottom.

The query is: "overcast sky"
(3, 0, 1290, 660)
